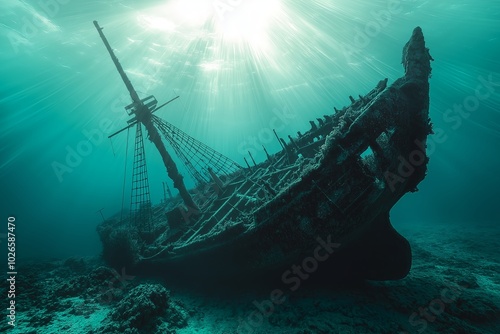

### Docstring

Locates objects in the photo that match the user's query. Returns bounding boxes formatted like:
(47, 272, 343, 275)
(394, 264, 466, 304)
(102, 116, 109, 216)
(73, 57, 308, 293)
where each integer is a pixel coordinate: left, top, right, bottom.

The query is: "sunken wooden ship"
(94, 22, 433, 284)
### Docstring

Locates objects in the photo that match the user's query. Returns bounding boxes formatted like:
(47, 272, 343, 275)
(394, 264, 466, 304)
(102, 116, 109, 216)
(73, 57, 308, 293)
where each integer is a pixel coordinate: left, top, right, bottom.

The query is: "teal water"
(1, 0, 499, 261)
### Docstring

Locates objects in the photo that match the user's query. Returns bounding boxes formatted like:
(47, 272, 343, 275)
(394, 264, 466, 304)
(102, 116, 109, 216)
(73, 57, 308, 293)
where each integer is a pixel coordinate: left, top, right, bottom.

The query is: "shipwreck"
(94, 21, 433, 285)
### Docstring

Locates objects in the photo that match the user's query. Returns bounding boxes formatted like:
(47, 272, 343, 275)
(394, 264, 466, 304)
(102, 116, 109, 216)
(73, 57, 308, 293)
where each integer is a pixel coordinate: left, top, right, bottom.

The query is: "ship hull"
(101, 27, 433, 284)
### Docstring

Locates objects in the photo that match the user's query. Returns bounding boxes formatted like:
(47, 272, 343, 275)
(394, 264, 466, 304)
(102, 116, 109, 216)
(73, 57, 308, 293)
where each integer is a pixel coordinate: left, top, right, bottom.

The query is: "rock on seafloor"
(0, 220, 499, 333)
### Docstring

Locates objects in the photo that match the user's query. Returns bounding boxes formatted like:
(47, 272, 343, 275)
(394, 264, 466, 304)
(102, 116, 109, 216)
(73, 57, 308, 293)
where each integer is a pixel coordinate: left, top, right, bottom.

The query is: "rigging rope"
(109, 137, 116, 157)
(152, 115, 243, 186)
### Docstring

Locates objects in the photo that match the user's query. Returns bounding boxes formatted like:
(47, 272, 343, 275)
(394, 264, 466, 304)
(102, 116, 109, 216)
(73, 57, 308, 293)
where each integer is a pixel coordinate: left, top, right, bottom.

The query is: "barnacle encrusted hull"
(100, 27, 433, 284)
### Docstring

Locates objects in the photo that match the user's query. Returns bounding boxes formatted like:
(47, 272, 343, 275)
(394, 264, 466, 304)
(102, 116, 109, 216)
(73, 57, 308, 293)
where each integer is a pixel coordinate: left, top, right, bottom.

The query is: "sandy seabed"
(1, 220, 499, 334)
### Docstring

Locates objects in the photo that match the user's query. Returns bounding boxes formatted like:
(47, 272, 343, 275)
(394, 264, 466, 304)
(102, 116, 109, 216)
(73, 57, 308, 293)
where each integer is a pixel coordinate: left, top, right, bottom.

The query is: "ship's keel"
(324, 212, 412, 281)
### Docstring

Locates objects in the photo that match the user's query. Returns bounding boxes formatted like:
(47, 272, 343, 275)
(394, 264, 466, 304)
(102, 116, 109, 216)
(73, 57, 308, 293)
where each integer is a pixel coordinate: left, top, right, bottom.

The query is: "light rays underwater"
(1, 1, 500, 333)
(0, 0, 499, 268)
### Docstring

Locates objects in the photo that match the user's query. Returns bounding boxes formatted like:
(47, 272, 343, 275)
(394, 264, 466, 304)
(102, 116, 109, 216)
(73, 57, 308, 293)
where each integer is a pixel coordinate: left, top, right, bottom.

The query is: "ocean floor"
(2, 220, 499, 334)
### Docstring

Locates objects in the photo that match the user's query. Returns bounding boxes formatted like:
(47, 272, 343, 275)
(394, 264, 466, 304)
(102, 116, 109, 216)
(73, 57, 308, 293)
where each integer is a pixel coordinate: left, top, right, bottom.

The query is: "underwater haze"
(2, 0, 499, 260)
(1, 0, 500, 333)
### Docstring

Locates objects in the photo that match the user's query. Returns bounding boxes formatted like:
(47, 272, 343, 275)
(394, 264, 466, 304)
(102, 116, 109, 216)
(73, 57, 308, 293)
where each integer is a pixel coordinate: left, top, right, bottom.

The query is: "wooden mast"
(93, 21, 199, 212)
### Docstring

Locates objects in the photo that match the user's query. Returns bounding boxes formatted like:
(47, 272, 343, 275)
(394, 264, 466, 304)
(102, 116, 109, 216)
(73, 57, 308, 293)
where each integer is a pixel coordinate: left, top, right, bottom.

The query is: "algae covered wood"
(97, 27, 433, 285)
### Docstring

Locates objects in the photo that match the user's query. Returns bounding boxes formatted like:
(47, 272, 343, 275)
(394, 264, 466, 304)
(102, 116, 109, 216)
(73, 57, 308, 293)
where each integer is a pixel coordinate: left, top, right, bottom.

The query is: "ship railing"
(182, 177, 261, 244)
(177, 163, 302, 245)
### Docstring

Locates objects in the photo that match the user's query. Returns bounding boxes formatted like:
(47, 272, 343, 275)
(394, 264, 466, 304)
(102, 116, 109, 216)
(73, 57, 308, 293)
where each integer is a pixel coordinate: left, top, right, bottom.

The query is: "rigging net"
(152, 115, 243, 186)
(130, 123, 153, 233)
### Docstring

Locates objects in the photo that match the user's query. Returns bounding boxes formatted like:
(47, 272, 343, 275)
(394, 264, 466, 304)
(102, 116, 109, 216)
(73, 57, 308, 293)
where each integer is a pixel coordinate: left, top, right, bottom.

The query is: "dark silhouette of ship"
(94, 21, 433, 285)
